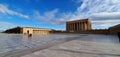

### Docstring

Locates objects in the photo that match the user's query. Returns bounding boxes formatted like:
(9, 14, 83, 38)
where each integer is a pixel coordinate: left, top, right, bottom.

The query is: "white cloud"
(0, 0, 119, 29)
(67, 0, 120, 28)
(33, 9, 58, 20)
(33, 9, 67, 25)
(92, 20, 120, 27)
(0, 22, 16, 30)
(75, 0, 120, 17)
(77, 0, 120, 28)
(33, 0, 120, 29)
(0, 22, 14, 26)
(0, 4, 29, 19)
(91, 12, 120, 20)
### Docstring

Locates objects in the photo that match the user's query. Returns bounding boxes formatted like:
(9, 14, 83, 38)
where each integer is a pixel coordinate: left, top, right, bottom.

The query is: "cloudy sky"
(0, 0, 120, 30)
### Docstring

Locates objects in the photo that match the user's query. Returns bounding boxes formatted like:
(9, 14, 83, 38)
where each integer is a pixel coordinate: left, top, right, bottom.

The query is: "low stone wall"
(52, 30, 109, 34)
(86, 30, 109, 34)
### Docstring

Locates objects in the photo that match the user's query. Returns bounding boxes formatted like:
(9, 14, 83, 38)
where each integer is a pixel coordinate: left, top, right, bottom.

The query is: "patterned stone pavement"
(21, 34, 120, 57)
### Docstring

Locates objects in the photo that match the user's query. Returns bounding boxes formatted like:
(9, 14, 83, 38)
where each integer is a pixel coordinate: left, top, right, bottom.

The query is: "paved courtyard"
(0, 34, 120, 57)
(20, 34, 120, 57)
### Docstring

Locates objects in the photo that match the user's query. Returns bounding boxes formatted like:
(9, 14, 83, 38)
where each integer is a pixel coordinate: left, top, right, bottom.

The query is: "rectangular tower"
(66, 18, 92, 32)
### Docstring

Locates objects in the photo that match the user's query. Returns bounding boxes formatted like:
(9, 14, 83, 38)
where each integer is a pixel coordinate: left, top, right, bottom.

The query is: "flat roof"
(23, 27, 53, 30)
(66, 18, 90, 23)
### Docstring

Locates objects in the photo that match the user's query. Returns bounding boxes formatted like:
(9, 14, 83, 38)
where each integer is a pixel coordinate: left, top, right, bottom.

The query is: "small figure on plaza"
(28, 34, 32, 37)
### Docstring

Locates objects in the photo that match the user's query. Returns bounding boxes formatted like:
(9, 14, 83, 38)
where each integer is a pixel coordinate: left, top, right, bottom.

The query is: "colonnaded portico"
(66, 18, 91, 32)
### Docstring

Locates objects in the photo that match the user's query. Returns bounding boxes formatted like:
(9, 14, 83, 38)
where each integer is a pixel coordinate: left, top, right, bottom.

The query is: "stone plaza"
(0, 34, 119, 57)
(20, 34, 120, 57)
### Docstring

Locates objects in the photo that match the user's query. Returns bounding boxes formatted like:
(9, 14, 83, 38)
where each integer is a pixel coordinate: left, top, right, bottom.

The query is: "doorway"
(27, 30, 29, 34)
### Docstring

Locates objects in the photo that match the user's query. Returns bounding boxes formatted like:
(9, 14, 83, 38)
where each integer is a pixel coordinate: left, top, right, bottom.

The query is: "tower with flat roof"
(66, 18, 92, 32)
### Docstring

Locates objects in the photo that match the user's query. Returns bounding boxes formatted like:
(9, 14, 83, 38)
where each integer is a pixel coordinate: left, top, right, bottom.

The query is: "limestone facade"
(22, 27, 52, 34)
(66, 18, 91, 32)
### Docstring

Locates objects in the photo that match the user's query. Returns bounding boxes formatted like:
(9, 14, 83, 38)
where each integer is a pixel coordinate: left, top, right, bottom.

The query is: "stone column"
(69, 23, 71, 31)
(75, 22, 77, 31)
(73, 23, 75, 31)
(79, 22, 81, 31)
(76, 22, 78, 31)
(74, 23, 75, 31)
(89, 22, 91, 30)
(82, 22, 84, 30)
(77, 22, 79, 31)
(69, 24, 70, 31)
(81, 22, 83, 30)
(83, 22, 84, 30)
(87, 23, 90, 30)
(78, 22, 80, 31)
(71, 23, 73, 31)
(83, 22, 85, 30)
(85, 22, 87, 30)
(84, 22, 85, 30)
(75, 23, 76, 31)
(86, 22, 88, 30)
(70, 23, 73, 31)
(72, 23, 73, 31)
(77, 22, 78, 31)
(70, 23, 72, 31)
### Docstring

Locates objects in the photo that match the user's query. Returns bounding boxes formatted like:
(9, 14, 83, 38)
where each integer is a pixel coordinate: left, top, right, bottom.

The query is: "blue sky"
(0, 0, 120, 30)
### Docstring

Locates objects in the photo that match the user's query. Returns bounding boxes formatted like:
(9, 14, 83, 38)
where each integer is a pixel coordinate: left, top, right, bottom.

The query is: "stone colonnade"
(66, 19, 91, 32)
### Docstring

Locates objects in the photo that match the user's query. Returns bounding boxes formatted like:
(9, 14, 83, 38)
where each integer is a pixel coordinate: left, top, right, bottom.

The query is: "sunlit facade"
(66, 18, 92, 32)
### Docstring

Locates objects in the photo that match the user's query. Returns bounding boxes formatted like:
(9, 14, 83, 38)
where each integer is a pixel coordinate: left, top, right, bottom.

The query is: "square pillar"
(81, 22, 83, 30)
(76, 22, 78, 31)
(83, 22, 85, 30)
(71, 23, 73, 31)
(73, 23, 75, 31)
(84, 22, 87, 30)
(70, 23, 71, 31)
(77, 22, 79, 31)
(79, 22, 81, 31)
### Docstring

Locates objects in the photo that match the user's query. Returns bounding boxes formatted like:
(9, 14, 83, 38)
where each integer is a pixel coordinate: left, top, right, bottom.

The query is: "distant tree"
(3, 27, 22, 33)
